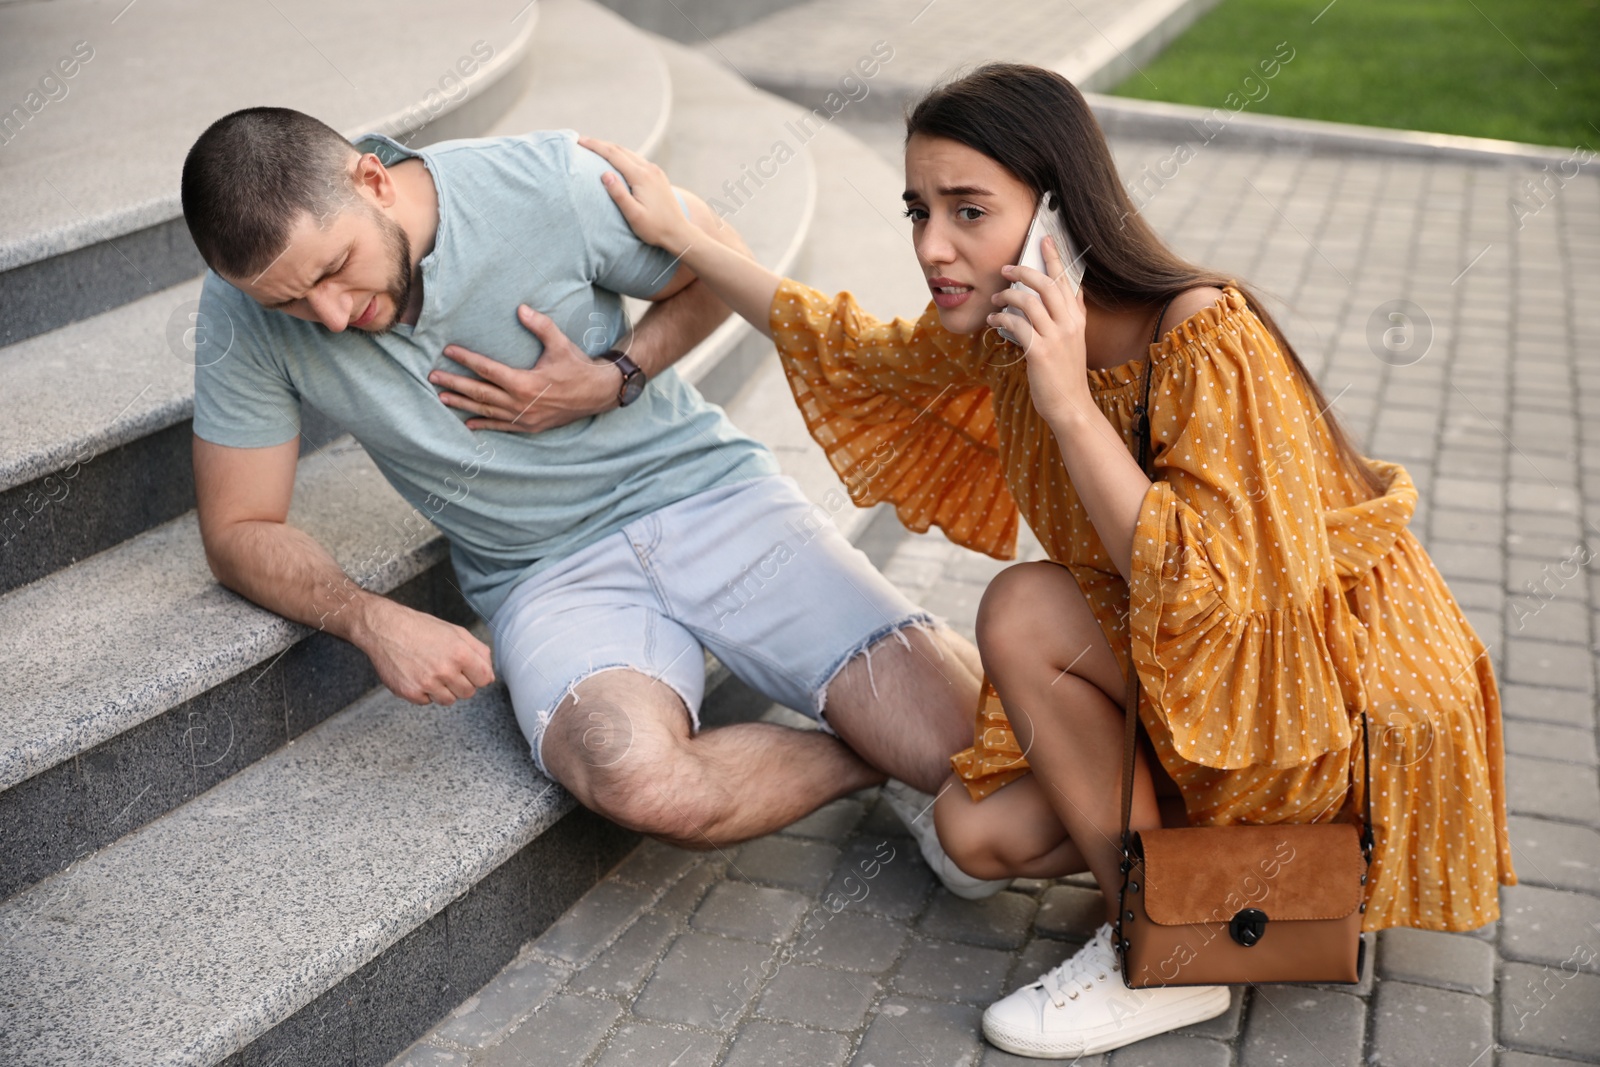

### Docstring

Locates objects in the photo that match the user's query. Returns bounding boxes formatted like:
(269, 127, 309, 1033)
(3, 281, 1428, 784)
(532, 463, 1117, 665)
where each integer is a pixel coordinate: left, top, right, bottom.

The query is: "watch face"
(620, 371, 646, 406)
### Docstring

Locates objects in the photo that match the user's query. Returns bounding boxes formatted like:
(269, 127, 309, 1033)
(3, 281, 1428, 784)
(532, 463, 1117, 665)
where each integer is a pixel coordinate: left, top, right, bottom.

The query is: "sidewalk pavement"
(388, 4, 1600, 1064)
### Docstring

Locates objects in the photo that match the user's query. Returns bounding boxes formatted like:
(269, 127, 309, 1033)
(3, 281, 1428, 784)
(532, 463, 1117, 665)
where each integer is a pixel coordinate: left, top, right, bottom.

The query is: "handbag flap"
(1135, 823, 1365, 925)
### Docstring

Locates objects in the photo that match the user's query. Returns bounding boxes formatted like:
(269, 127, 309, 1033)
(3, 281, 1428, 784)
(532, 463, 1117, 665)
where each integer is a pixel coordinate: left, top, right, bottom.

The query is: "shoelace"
(1038, 929, 1119, 1008)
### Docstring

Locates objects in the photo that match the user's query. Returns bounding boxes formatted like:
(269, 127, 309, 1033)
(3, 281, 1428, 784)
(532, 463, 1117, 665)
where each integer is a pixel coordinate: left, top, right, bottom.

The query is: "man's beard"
(361, 209, 415, 333)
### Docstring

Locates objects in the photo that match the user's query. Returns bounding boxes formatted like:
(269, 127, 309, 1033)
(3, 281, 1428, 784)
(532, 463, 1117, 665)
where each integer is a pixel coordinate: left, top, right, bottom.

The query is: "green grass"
(1112, 0, 1600, 149)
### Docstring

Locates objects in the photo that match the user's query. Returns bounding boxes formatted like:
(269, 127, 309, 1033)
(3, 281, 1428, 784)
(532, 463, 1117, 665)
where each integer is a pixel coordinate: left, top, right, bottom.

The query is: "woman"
(580, 63, 1514, 1059)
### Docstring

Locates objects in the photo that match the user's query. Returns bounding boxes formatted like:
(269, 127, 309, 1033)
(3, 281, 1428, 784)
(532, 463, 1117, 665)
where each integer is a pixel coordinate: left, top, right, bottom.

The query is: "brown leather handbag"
(1113, 303, 1372, 989)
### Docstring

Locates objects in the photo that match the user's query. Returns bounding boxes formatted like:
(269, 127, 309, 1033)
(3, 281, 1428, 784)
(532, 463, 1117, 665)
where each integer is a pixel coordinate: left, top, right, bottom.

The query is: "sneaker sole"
(982, 984, 1232, 1059)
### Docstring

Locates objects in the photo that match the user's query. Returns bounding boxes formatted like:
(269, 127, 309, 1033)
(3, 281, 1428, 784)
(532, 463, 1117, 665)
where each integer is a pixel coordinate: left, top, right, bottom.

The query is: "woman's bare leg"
(935, 767, 1188, 881)
(945, 561, 1165, 921)
(935, 771, 1087, 879)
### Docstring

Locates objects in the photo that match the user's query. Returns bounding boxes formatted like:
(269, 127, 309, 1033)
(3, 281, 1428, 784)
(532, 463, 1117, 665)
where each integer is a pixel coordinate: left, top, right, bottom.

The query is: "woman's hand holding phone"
(989, 235, 1095, 429)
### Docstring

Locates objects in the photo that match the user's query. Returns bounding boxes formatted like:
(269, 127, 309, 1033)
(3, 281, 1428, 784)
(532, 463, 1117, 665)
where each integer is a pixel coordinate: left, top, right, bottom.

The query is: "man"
(181, 107, 1000, 894)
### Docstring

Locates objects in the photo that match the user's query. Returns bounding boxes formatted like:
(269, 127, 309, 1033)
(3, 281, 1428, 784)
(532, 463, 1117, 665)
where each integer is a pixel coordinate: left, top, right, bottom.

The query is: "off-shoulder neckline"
(1083, 284, 1252, 392)
(1081, 283, 1254, 391)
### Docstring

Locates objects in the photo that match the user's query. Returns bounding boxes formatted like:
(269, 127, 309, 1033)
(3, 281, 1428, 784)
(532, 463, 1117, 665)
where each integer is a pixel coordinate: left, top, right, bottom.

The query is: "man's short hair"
(181, 107, 359, 279)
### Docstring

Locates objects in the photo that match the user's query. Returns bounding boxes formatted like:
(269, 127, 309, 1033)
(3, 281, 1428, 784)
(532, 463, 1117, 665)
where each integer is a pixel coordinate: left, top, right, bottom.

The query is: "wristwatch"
(601, 349, 646, 407)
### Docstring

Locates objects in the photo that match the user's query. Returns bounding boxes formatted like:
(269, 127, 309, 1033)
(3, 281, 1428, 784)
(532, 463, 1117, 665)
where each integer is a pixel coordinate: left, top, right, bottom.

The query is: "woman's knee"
(934, 786, 1016, 881)
(976, 561, 1070, 667)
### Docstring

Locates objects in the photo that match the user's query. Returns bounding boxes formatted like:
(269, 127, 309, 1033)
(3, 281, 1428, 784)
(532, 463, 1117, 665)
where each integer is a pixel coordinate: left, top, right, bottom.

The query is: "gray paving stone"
(1369, 980, 1495, 1067)
(724, 1020, 851, 1067)
(919, 891, 1038, 950)
(609, 839, 703, 889)
(1499, 1051, 1597, 1067)
(533, 879, 657, 965)
(1501, 686, 1597, 728)
(1508, 816, 1600, 894)
(756, 962, 880, 1030)
(781, 797, 866, 842)
(1507, 755, 1600, 823)
(1434, 477, 1505, 514)
(429, 952, 565, 1048)
(1035, 885, 1108, 942)
(572, 911, 682, 998)
(632, 932, 776, 1029)
(1506, 563, 1590, 609)
(1174, 985, 1246, 1041)
(1430, 507, 1502, 545)
(1505, 639, 1595, 691)
(481, 994, 620, 1067)
(852, 996, 984, 1067)
(1506, 595, 1590, 644)
(1498, 884, 1600, 976)
(1107, 1033, 1232, 1066)
(1009, 878, 1055, 897)
(691, 881, 809, 944)
(656, 860, 727, 918)
(858, 792, 913, 841)
(1499, 961, 1600, 1062)
(1377, 927, 1498, 994)
(591, 1020, 722, 1067)
(1452, 577, 1510, 615)
(1432, 541, 1506, 584)
(824, 837, 933, 922)
(1240, 986, 1366, 1067)
(1505, 721, 1599, 766)
(730, 835, 842, 894)
(790, 909, 911, 973)
(892, 938, 1014, 1004)
(391, 1045, 470, 1067)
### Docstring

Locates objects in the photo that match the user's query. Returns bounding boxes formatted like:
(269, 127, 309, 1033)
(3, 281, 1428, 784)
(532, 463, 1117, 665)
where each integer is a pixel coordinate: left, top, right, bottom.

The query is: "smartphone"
(997, 192, 1085, 346)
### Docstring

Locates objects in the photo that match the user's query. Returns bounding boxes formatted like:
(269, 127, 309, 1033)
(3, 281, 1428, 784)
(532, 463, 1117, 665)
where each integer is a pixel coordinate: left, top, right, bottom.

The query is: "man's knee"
(592, 760, 719, 848)
(546, 711, 719, 847)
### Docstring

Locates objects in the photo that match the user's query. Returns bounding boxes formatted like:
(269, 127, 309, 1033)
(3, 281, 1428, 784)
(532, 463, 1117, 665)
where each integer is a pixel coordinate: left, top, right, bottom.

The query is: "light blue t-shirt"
(193, 129, 779, 620)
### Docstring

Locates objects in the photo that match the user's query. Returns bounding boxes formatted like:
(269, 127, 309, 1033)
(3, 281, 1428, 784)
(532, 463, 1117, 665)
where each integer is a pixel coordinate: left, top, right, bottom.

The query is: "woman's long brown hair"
(905, 63, 1385, 500)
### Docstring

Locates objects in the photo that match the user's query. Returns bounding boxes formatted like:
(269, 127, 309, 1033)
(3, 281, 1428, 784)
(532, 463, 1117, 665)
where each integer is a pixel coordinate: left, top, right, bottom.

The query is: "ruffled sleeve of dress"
(768, 278, 1019, 559)
(1128, 290, 1378, 771)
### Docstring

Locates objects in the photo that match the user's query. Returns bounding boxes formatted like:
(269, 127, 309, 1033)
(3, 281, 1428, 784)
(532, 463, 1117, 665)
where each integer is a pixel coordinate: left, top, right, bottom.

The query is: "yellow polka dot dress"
(769, 279, 1515, 933)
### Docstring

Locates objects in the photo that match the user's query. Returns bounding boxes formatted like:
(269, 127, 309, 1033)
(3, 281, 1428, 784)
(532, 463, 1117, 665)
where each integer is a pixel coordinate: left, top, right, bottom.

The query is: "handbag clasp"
(1229, 907, 1268, 947)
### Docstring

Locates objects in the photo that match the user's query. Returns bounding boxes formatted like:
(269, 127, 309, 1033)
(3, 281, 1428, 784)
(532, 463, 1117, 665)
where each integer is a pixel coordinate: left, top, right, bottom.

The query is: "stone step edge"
(1084, 92, 1592, 169)
(0, 8, 543, 276)
(712, 0, 1218, 122)
(0, 679, 631, 1067)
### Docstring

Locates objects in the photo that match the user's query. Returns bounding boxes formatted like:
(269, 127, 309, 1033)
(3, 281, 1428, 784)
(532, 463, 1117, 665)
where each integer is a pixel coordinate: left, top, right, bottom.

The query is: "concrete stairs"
(0, 1, 931, 1064)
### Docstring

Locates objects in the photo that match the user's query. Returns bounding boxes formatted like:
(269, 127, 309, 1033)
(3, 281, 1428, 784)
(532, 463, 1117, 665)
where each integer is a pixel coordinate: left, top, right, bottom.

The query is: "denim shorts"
(489, 474, 932, 777)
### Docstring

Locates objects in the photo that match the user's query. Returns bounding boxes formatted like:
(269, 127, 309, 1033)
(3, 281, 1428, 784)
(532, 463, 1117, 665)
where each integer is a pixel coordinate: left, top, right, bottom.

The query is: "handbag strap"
(1115, 296, 1374, 866)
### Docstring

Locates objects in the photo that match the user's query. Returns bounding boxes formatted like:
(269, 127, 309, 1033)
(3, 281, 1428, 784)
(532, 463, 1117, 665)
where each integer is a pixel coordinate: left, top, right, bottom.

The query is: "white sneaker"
(879, 779, 1012, 901)
(982, 922, 1231, 1059)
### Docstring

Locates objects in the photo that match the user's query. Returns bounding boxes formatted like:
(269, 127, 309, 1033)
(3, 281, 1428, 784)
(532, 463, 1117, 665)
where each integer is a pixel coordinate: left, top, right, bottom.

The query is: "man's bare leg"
(542, 669, 884, 850)
(821, 622, 983, 795)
